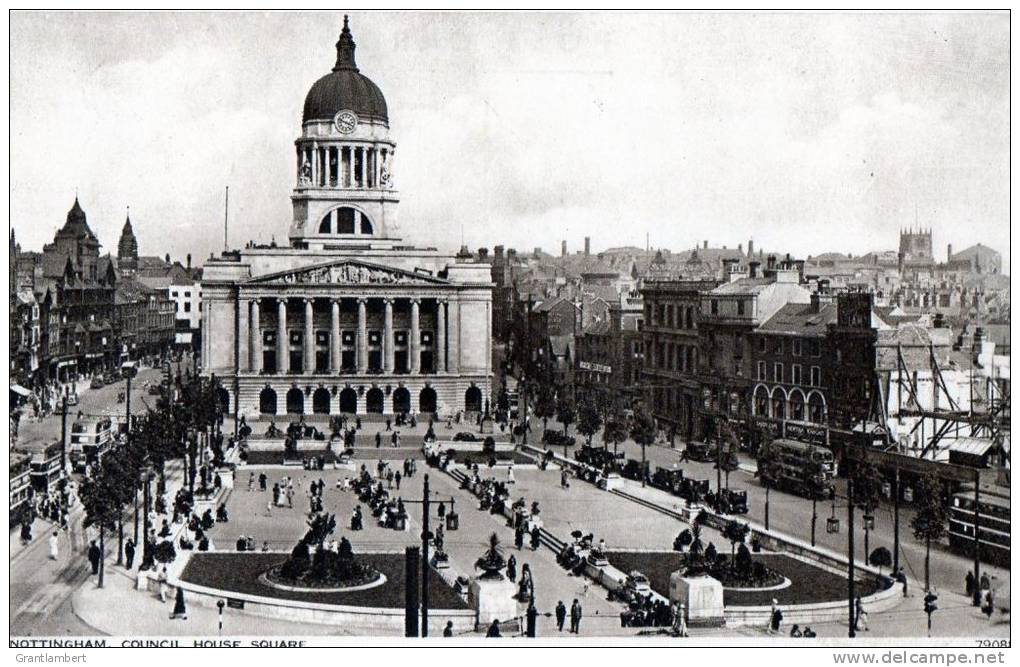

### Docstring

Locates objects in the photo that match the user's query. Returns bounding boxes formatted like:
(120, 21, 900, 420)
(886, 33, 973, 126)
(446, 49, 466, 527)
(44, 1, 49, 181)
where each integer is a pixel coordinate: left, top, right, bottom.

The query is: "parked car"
(148, 382, 164, 396)
(716, 488, 749, 514)
(452, 432, 477, 442)
(684, 441, 716, 463)
(89, 377, 104, 390)
(65, 392, 79, 407)
(541, 430, 576, 448)
(624, 571, 652, 598)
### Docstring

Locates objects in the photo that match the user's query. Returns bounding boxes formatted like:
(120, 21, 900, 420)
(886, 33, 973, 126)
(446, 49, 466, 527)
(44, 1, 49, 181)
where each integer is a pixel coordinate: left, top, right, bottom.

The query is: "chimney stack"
(748, 260, 761, 278)
(561, 240, 567, 257)
(794, 259, 805, 283)
(584, 237, 591, 256)
(703, 240, 709, 250)
(947, 244, 953, 263)
(738, 243, 743, 254)
(747, 239, 754, 257)
(766, 255, 776, 270)
(186, 253, 191, 270)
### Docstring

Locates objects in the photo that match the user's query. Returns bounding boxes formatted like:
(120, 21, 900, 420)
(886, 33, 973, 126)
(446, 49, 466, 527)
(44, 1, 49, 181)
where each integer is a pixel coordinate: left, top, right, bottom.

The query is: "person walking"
(443, 621, 454, 637)
(48, 530, 59, 561)
(248, 472, 254, 492)
(375, 432, 382, 448)
(854, 596, 869, 632)
(87, 540, 103, 575)
(526, 601, 538, 638)
(982, 588, 995, 621)
(965, 571, 976, 598)
(673, 603, 689, 637)
(531, 526, 541, 551)
(124, 538, 136, 570)
(486, 619, 501, 638)
(507, 464, 516, 485)
(555, 600, 567, 632)
(506, 554, 517, 583)
(258, 472, 267, 491)
(515, 524, 525, 551)
(769, 599, 783, 635)
(569, 599, 582, 634)
(395, 470, 402, 490)
(169, 586, 187, 620)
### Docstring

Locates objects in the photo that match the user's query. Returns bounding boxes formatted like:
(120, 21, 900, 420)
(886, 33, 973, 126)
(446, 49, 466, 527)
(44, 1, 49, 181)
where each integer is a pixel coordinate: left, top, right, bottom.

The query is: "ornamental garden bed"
(180, 551, 469, 609)
(606, 551, 885, 607)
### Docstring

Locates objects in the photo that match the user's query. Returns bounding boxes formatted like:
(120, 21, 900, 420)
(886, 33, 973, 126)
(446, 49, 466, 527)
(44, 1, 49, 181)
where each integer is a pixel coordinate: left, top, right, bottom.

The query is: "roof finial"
(334, 14, 358, 72)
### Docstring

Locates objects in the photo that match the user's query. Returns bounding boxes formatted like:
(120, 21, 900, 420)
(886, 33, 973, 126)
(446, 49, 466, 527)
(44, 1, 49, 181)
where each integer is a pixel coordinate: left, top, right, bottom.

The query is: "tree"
(704, 542, 718, 563)
(152, 540, 177, 566)
(755, 436, 783, 531)
(79, 470, 120, 588)
(556, 393, 576, 436)
(852, 460, 883, 565)
(801, 446, 829, 546)
(869, 547, 893, 575)
(735, 543, 753, 579)
(629, 409, 656, 487)
(674, 529, 693, 553)
(576, 401, 603, 446)
(910, 473, 948, 592)
(602, 416, 628, 455)
(722, 520, 751, 567)
(533, 386, 557, 433)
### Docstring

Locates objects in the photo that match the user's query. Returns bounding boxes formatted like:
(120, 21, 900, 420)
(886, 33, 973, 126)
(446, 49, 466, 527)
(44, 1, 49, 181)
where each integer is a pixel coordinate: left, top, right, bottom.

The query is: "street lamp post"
(847, 467, 856, 639)
(140, 465, 153, 569)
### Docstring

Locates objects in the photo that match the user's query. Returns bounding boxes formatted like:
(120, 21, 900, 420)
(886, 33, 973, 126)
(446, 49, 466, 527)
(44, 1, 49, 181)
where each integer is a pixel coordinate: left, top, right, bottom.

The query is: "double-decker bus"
(20, 440, 64, 494)
(69, 416, 114, 473)
(949, 483, 1010, 568)
(763, 438, 836, 498)
(10, 451, 33, 524)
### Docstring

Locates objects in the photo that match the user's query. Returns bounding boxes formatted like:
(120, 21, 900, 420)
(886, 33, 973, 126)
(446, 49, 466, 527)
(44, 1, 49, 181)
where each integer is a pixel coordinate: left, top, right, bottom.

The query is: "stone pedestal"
(480, 417, 494, 434)
(669, 573, 725, 627)
(469, 576, 517, 628)
(598, 473, 623, 491)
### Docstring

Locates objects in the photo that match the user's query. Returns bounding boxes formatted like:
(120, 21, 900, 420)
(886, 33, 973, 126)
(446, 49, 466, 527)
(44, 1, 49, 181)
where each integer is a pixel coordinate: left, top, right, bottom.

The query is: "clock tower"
(290, 16, 399, 249)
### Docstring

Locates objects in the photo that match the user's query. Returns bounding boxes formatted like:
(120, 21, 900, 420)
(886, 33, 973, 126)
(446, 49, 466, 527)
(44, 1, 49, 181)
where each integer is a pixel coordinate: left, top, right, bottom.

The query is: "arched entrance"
(419, 386, 437, 414)
(771, 388, 787, 421)
(753, 385, 770, 417)
(286, 388, 305, 415)
(465, 386, 482, 412)
(789, 390, 806, 422)
(339, 387, 358, 414)
(808, 392, 826, 424)
(366, 388, 384, 414)
(259, 387, 277, 415)
(216, 387, 230, 414)
(312, 387, 331, 414)
(392, 387, 411, 414)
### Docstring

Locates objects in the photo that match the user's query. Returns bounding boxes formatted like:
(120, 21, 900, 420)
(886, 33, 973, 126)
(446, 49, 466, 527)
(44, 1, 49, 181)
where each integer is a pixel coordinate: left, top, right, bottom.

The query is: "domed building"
(201, 17, 493, 420)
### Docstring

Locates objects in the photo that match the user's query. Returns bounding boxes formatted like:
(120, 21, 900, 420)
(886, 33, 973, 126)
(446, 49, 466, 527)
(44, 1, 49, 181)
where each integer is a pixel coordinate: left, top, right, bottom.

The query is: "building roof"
(757, 302, 837, 336)
(302, 17, 388, 125)
(548, 334, 574, 357)
(708, 277, 774, 296)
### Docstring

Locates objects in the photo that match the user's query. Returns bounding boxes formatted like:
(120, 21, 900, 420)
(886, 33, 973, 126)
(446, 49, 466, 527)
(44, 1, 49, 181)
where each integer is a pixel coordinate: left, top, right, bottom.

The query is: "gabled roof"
(548, 334, 574, 357)
(757, 302, 837, 336)
(246, 258, 449, 286)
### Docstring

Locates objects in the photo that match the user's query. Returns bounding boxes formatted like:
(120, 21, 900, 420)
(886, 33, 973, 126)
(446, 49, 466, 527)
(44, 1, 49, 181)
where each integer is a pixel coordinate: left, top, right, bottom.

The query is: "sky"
(9, 11, 1010, 272)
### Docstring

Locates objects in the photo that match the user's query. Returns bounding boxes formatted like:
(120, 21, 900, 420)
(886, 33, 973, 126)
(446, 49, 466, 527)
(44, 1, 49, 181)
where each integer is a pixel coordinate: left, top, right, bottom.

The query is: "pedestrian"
(507, 554, 517, 583)
(673, 603, 689, 637)
(265, 500, 273, 516)
(507, 464, 515, 485)
(87, 540, 101, 575)
(248, 472, 254, 492)
(982, 589, 995, 620)
(158, 566, 169, 603)
(965, 571, 976, 597)
(386, 418, 392, 432)
(169, 586, 187, 620)
(569, 599, 582, 634)
(854, 596, 869, 632)
(769, 599, 783, 635)
(20, 520, 32, 545)
(48, 530, 59, 561)
(387, 469, 394, 489)
(259, 472, 267, 491)
(486, 619, 501, 638)
(443, 621, 454, 637)
(555, 600, 567, 632)
(895, 567, 907, 597)
(515, 525, 525, 550)
(980, 573, 991, 591)
(375, 432, 382, 448)
(531, 526, 541, 551)
(125, 538, 136, 570)
(395, 471, 402, 490)
(526, 601, 538, 638)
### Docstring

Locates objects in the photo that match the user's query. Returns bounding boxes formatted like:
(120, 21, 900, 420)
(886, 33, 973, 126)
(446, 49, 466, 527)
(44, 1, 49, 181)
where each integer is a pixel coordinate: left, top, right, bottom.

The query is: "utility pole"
(421, 474, 431, 637)
(972, 470, 981, 607)
(847, 465, 856, 639)
(60, 396, 69, 474)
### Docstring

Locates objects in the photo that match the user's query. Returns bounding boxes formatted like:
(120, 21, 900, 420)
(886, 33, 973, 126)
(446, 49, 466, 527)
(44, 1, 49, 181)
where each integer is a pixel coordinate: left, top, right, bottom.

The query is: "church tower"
(289, 16, 399, 250)
(118, 210, 139, 272)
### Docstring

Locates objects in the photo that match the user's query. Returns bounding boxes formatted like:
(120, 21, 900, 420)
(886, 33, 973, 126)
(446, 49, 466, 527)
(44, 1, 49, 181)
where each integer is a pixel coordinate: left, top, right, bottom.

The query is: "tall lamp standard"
(139, 464, 154, 569)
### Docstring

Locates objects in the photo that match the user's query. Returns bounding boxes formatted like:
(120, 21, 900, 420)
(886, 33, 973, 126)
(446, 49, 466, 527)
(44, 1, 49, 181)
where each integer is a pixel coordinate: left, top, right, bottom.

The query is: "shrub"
(735, 543, 753, 577)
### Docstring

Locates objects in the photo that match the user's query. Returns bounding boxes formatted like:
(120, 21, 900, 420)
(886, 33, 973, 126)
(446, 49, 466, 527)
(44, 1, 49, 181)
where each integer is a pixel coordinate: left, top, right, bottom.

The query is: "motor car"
(89, 378, 104, 390)
(452, 432, 477, 442)
(716, 488, 749, 514)
(684, 441, 716, 463)
(65, 392, 80, 407)
(541, 430, 576, 448)
(624, 571, 652, 598)
(148, 382, 164, 396)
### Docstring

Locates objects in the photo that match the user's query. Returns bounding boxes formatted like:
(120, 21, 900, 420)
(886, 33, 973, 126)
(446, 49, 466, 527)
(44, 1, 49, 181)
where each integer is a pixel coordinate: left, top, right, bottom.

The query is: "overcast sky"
(10, 11, 1010, 271)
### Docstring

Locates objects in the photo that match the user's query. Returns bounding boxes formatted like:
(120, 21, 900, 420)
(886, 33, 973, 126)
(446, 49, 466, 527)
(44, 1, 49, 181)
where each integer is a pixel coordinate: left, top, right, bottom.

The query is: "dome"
(302, 16, 388, 125)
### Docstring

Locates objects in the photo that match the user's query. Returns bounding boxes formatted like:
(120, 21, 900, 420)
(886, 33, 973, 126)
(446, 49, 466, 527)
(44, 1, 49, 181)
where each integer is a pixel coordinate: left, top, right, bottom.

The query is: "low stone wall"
(144, 550, 475, 635)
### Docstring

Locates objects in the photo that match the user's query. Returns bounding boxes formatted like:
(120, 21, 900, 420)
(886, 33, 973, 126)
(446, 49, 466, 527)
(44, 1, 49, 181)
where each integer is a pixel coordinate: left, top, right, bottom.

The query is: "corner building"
(201, 18, 493, 419)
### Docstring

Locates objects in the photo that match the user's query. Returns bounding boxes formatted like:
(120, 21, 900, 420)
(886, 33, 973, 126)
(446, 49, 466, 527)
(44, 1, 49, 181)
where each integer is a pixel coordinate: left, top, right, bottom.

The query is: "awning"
(9, 384, 32, 397)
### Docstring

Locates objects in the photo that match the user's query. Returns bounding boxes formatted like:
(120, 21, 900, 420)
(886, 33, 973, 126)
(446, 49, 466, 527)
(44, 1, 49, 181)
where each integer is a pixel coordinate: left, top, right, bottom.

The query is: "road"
(535, 416, 1010, 599)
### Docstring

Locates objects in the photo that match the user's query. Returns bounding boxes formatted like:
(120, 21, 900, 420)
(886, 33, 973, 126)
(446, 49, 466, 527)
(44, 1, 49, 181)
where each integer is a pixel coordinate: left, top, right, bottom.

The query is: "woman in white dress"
(48, 531, 59, 560)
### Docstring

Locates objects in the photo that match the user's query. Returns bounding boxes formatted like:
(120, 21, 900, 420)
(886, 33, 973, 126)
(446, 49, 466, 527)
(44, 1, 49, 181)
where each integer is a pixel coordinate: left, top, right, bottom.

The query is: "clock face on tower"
(334, 110, 358, 135)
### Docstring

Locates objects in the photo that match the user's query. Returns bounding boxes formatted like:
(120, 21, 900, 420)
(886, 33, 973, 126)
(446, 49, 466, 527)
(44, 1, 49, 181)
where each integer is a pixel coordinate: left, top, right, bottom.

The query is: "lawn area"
(606, 551, 887, 607)
(180, 551, 469, 609)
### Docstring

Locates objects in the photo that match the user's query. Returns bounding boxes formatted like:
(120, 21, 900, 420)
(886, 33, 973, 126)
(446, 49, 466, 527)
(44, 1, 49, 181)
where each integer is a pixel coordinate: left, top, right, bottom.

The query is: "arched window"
(419, 387, 437, 414)
(366, 388, 385, 414)
(339, 387, 358, 414)
(808, 392, 826, 424)
(259, 387, 277, 415)
(789, 390, 805, 422)
(312, 387, 331, 414)
(753, 385, 770, 417)
(318, 207, 373, 236)
(771, 388, 787, 421)
(392, 387, 411, 414)
(465, 386, 482, 412)
(286, 388, 304, 414)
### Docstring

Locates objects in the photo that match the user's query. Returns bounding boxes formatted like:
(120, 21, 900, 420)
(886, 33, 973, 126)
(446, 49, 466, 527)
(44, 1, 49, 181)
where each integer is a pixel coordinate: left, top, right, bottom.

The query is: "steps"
(611, 488, 687, 522)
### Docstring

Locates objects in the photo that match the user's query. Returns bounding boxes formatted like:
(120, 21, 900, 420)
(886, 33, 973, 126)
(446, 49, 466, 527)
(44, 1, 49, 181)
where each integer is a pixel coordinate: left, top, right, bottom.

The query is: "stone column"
(410, 299, 421, 374)
(363, 145, 371, 187)
(447, 300, 460, 373)
(250, 299, 262, 373)
(436, 300, 446, 373)
(277, 299, 289, 374)
(330, 299, 341, 373)
(311, 143, 318, 187)
(324, 147, 332, 186)
(304, 298, 315, 375)
(383, 298, 395, 373)
(346, 147, 353, 188)
(356, 298, 368, 373)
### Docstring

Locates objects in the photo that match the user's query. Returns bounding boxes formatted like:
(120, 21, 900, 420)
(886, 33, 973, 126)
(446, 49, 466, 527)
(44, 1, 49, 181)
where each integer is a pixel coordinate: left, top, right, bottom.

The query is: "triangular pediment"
(246, 259, 448, 286)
